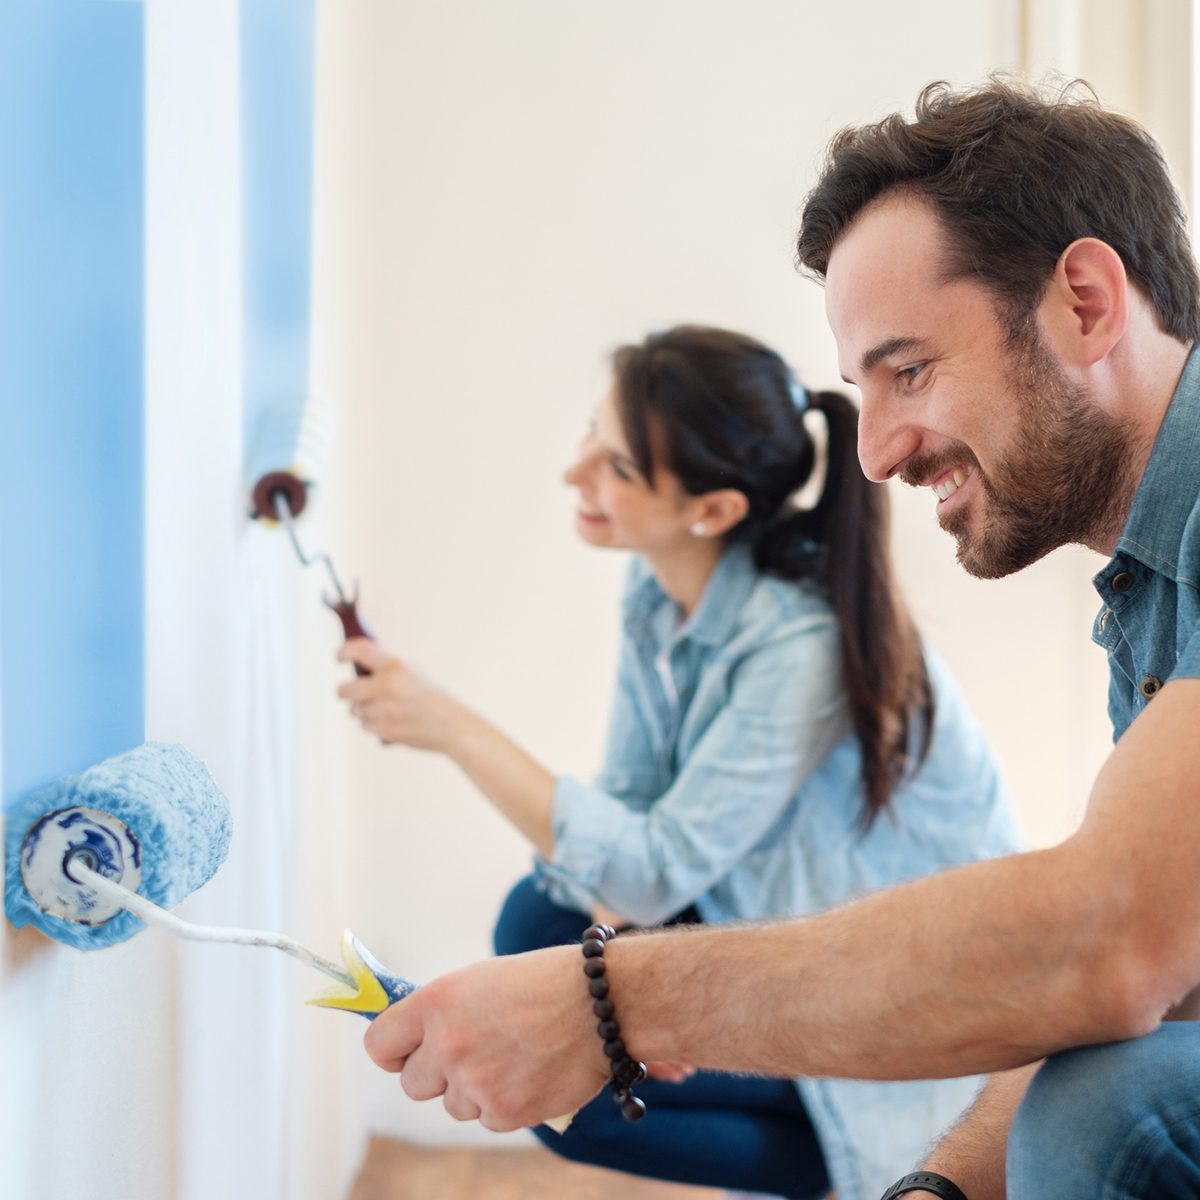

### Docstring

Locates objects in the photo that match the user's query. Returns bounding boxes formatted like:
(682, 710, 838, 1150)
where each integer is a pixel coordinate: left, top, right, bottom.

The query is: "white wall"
(145, 3, 361, 1197)
(309, 0, 1151, 1150)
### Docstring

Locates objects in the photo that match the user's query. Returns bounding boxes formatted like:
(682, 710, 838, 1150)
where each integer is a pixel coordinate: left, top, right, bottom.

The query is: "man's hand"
(363, 945, 610, 1131)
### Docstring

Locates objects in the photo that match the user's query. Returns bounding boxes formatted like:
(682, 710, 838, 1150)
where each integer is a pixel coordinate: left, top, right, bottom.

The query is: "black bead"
(582, 924, 607, 942)
(620, 1095, 647, 1122)
(603, 1038, 626, 1060)
(593, 998, 615, 1020)
(588, 976, 610, 999)
(614, 1060, 643, 1089)
(597, 1018, 620, 1040)
(600, 924, 618, 940)
(583, 957, 606, 979)
(582, 938, 605, 959)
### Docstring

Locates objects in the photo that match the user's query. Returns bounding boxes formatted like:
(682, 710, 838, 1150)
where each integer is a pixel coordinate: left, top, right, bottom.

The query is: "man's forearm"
(607, 844, 1148, 1081)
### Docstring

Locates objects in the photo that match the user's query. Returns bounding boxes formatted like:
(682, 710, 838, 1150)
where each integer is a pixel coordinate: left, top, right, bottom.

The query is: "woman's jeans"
(493, 874, 830, 1200)
(1008, 1022, 1200, 1198)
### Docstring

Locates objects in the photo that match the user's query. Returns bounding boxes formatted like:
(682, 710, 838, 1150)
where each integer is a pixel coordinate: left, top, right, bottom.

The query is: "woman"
(338, 326, 1019, 1200)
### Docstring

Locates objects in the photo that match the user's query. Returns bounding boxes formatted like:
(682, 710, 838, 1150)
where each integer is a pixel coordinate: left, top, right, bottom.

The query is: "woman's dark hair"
(797, 77, 1200, 342)
(611, 324, 933, 825)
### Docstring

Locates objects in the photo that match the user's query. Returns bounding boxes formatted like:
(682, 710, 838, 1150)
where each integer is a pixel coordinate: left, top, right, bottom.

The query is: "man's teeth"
(933, 465, 974, 502)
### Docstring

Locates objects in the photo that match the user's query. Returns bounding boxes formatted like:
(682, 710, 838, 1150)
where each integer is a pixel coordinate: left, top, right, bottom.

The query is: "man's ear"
(1041, 237, 1128, 367)
(689, 489, 749, 538)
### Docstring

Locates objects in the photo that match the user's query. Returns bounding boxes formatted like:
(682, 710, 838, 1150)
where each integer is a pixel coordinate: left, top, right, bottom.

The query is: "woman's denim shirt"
(539, 541, 1021, 1200)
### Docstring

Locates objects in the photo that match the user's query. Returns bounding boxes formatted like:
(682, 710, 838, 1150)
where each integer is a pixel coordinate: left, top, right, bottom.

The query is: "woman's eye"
(610, 460, 633, 482)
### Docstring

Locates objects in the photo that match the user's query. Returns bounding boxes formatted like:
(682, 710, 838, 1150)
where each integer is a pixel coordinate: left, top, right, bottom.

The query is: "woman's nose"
(563, 441, 595, 487)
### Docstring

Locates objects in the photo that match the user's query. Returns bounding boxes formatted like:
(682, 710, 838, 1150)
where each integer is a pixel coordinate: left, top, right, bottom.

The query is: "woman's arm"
(340, 607, 846, 924)
(337, 639, 556, 855)
(547, 615, 846, 924)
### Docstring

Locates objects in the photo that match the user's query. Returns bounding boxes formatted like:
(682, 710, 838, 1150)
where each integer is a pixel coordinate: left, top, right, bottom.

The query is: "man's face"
(824, 192, 1130, 578)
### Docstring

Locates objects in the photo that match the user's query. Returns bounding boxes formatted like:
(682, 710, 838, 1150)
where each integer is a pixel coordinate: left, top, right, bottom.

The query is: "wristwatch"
(880, 1171, 970, 1200)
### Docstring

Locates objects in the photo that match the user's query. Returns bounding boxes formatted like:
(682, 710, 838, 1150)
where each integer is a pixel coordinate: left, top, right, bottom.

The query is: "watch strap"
(880, 1170, 970, 1200)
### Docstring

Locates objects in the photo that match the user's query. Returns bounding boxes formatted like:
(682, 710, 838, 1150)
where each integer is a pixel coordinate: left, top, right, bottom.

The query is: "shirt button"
(1139, 675, 1162, 699)
(1111, 571, 1135, 593)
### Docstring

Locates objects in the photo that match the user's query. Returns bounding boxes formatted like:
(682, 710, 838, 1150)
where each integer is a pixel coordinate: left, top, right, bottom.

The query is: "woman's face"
(563, 385, 699, 554)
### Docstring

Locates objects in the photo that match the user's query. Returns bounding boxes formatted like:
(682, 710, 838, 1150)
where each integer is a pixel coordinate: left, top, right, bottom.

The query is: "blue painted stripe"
(240, 0, 316, 474)
(0, 0, 145, 805)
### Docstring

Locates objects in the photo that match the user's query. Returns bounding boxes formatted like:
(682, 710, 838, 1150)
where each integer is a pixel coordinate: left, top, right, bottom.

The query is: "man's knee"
(1009, 1027, 1200, 1197)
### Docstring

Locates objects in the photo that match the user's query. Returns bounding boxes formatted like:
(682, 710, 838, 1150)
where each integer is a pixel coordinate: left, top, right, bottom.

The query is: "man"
(362, 80, 1200, 1199)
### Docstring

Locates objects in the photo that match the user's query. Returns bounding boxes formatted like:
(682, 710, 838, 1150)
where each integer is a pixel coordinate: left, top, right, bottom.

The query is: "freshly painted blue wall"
(0, 0, 145, 807)
(241, 0, 316, 476)
(0, 0, 316, 813)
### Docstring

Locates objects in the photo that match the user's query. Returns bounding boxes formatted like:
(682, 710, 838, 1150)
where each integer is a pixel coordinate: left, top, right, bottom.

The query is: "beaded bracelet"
(581, 923, 648, 1122)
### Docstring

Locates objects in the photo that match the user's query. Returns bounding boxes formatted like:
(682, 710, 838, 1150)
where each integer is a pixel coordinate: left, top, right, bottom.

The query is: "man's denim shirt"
(537, 540, 1020, 1200)
(1093, 345, 1200, 737)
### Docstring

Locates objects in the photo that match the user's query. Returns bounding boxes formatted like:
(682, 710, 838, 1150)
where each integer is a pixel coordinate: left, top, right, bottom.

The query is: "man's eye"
(897, 363, 926, 386)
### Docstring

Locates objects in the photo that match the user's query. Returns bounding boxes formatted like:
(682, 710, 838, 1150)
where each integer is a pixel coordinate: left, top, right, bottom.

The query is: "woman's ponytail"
(807, 390, 934, 824)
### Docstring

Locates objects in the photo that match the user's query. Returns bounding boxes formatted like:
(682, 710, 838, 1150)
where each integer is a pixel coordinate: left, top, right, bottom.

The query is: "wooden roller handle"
(326, 596, 374, 677)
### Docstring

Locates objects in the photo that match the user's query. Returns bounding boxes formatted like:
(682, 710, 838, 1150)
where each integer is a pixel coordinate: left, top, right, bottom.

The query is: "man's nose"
(856, 395, 921, 483)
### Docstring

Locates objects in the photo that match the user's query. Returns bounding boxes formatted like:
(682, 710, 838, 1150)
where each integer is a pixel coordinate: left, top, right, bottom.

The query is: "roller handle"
(326, 595, 374, 677)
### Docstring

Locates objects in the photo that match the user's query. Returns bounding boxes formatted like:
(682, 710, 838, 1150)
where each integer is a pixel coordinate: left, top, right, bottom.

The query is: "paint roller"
(246, 397, 374, 676)
(5, 744, 578, 1127)
(4, 743, 413, 1017)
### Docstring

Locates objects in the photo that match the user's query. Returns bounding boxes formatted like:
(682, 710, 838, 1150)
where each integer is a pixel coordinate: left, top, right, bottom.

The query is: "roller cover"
(4, 742, 232, 950)
(244, 396, 334, 498)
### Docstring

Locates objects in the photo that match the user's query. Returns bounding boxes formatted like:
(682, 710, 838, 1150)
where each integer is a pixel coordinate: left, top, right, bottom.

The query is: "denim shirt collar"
(1115, 342, 1200, 577)
(623, 539, 759, 648)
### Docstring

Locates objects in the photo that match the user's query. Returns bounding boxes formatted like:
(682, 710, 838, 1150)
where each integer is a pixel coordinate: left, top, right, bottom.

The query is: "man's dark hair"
(796, 77, 1200, 343)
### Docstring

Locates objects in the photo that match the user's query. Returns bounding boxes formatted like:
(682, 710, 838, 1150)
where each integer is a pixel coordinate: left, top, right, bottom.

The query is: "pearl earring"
(691, 522, 707, 537)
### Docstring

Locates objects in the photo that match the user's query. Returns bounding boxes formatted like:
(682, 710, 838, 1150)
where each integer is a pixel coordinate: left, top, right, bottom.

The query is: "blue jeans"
(1008, 1022, 1200, 1197)
(493, 874, 830, 1200)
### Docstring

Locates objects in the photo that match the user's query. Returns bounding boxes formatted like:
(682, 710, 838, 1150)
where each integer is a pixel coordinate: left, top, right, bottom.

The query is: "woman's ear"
(1041, 237, 1128, 367)
(690, 489, 749, 538)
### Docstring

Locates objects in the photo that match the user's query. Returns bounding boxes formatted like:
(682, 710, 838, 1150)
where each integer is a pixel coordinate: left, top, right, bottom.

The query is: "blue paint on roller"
(5, 743, 232, 950)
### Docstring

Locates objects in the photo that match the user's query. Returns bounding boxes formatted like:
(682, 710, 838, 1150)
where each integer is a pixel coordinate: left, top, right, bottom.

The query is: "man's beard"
(903, 329, 1135, 580)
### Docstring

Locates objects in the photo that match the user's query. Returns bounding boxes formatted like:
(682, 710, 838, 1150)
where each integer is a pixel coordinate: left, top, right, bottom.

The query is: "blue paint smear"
(0, 0, 145, 806)
(240, 0, 316, 473)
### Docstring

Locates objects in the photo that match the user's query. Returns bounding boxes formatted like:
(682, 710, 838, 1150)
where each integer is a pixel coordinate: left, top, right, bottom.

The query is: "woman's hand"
(339, 638, 558, 855)
(337, 639, 466, 752)
(643, 1060, 697, 1082)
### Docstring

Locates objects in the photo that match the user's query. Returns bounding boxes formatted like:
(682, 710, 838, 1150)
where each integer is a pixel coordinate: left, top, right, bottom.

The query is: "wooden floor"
(347, 1136, 726, 1200)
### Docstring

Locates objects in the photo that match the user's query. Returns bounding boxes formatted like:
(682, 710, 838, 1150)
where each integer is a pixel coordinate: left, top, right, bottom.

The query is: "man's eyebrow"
(842, 336, 931, 384)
